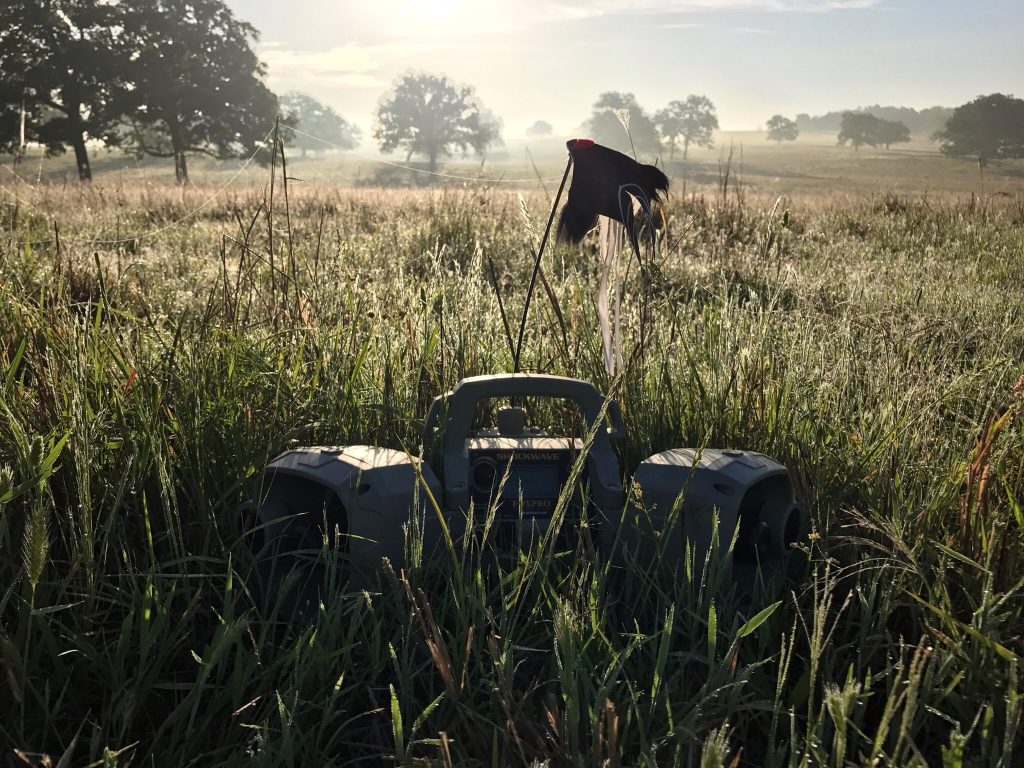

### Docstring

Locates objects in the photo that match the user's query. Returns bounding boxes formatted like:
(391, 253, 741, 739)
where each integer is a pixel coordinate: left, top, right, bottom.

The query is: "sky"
(225, 0, 1024, 140)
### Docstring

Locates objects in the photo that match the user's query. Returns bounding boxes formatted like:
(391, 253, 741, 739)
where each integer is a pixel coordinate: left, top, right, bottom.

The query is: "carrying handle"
(422, 373, 625, 446)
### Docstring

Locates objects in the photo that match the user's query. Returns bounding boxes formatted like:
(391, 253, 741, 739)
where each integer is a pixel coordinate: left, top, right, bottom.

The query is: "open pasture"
(8, 131, 1024, 199)
(1, 156, 1023, 765)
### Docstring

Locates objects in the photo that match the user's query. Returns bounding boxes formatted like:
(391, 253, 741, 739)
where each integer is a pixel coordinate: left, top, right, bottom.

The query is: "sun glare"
(411, 0, 462, 18)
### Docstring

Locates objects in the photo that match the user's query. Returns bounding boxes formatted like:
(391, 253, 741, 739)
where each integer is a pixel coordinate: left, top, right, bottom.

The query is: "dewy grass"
(0, 171, 1022, 765)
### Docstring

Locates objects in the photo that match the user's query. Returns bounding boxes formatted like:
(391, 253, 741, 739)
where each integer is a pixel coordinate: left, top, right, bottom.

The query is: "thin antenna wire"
(288, 126, 563, 183)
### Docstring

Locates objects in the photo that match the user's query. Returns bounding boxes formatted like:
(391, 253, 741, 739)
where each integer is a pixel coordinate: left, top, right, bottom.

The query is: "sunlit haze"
(229, 0, 1023, 139)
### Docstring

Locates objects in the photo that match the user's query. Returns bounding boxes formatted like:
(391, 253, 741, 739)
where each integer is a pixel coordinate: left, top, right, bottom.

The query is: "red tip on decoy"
(567, 138, 595, 151)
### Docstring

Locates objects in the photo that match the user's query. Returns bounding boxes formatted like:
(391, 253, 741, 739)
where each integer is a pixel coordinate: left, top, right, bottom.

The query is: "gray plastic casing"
(244, 375, 804, 604)
(627, 448, 802, 581)
(250, 445, 446, 588)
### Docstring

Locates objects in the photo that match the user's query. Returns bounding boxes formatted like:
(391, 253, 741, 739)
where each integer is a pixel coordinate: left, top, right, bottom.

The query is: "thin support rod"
(514, 157, 572, 373)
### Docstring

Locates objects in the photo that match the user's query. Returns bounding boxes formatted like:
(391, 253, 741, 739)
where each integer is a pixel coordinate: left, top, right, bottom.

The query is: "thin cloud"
(261, 43, 381, 80)
(373, 0, 882, 39)
(547, 0, 881, 19)
(259, 40, 517, 94)
(660, 20, 778, 33)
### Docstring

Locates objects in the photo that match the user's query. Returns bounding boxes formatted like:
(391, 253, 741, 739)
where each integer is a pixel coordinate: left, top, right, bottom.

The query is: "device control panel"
(467, 436, 583, 523)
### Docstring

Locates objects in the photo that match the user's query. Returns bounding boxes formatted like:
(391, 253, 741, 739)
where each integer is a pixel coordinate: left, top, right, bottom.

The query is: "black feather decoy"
(556, 138, 669, 259)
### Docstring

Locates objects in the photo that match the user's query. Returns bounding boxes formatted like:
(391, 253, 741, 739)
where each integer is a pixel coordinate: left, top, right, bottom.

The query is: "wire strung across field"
(1, 127, 275, 246)
(286, 125, 564, 184)
(0, 123, 562, 247)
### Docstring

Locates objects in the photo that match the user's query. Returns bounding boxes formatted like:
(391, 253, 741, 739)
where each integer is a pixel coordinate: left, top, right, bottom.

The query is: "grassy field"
(1, 149, 1023, 765)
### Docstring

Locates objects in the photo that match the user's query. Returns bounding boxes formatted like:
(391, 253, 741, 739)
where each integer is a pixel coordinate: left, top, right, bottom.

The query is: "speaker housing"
(240, 445, 445, 614)
(627, 448, 804, 595)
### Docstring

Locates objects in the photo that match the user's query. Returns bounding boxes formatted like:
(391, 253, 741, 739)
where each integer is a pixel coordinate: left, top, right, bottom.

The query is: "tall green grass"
(1, 177, 1022, 765)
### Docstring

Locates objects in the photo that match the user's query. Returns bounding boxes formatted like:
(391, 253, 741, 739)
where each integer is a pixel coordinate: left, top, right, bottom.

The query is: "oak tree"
(837, 112, 911, 151)
(765, 114, 799, 143)
(0, 0, 129, 181)
(588, 92, 661, 157)
(280, 91, 360, 157)
(374, 73, 499, 172)
(656, 95, 719, 161)
(117, 0, 279, 183)
(933, 93, 1024, 162)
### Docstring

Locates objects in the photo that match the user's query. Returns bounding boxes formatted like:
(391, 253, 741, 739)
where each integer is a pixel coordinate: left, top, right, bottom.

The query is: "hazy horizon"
(225, 0, 1023, 140)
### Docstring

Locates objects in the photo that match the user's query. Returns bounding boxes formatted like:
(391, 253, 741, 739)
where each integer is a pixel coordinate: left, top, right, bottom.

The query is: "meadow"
(1, 142, 1023, 766)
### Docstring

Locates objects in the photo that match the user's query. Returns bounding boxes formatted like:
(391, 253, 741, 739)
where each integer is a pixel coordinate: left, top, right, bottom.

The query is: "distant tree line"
(578, 91, 1024, 167)
(762, 111, 910, 149)
(796, 105, 953, 136)
(768, 94, 1023, 164)
(373, 84, 1024, 173)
